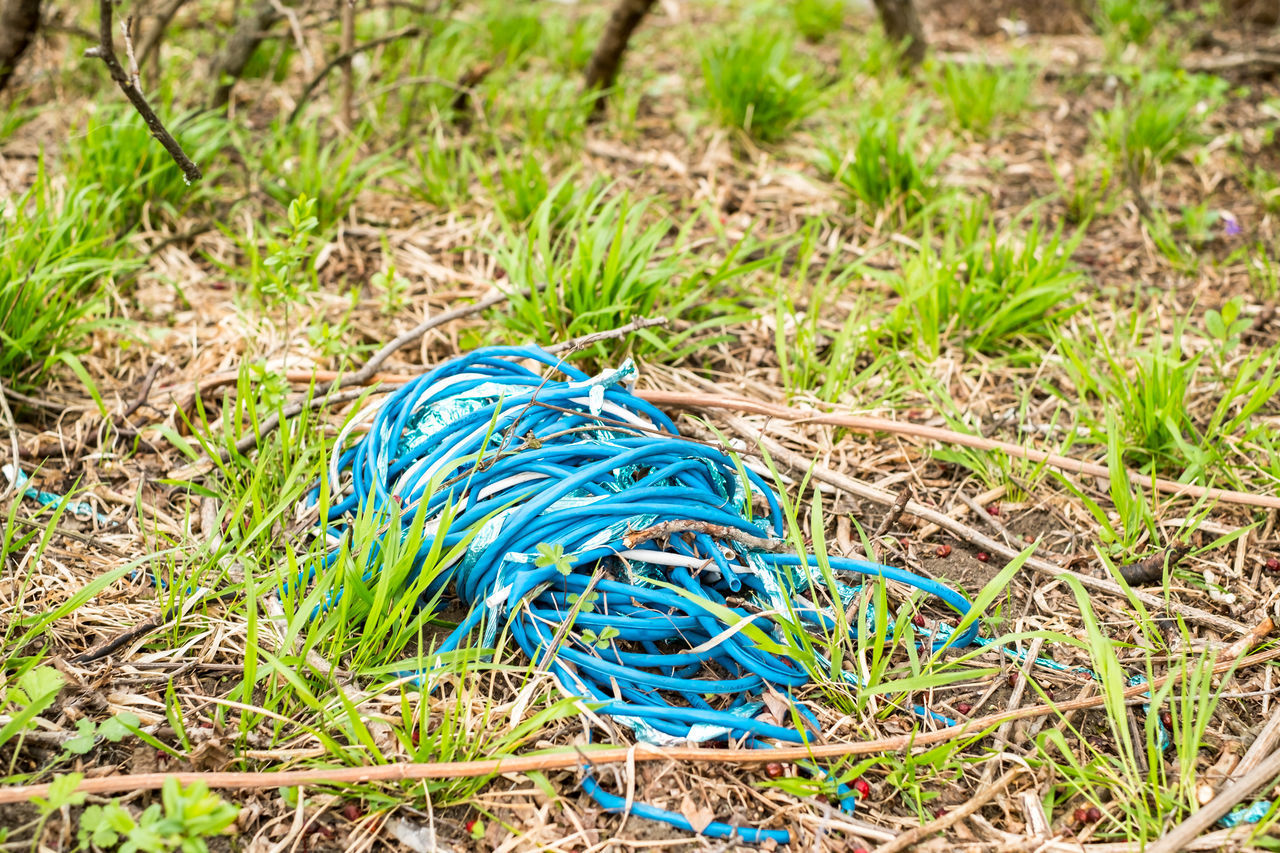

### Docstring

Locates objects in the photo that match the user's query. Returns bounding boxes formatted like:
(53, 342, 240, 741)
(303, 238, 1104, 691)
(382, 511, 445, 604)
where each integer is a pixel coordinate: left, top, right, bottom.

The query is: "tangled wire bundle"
(310, 346, 983, 843)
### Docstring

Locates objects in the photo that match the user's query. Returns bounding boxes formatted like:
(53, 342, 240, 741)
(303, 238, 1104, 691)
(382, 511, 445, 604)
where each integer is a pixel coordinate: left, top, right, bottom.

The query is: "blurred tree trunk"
(872, 0, 925, 65)
(584, 0, 657, 119)
(0, 0, 41, 94)
(208, 0, 281, 109)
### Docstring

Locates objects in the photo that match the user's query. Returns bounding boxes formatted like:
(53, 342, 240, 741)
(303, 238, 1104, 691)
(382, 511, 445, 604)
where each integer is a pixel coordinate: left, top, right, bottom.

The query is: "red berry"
(976, 552, 990, 562)
(936, 544, 952, 557)
(1266, 557, 1280, 572)
(854, 849, 871, 853)
(932, 807, 948, 819)
(853, 777, 870, 798)
(1073, 807, 1088, 823)
(465, 820, 478, 833)
(765, 762, 784, 778)
(954, 702, 972, 715)
(1008, 672, 1018, 687)
(1160, 711, 1173, 729)
(1086, 807, 1102, 823)
(340, 803, 362, 821)
(987, 505, 1000, 516)
(912, 613, 926, 627)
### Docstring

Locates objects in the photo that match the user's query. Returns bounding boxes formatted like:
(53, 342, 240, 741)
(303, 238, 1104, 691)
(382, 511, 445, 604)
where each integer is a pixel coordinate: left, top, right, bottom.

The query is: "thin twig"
(4, 642, 1277, 805)
(287, 26, 422, 124)
(622, 520, 790, 554)
(726, 417, 1251, 636)
(872, 485, 912, 539)
(85, 0, 201, 183)
(543, 316, 669, 355)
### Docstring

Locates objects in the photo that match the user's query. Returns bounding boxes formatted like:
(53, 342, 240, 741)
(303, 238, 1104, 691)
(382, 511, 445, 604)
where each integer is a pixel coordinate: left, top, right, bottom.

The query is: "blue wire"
(304, 346, 991, 844)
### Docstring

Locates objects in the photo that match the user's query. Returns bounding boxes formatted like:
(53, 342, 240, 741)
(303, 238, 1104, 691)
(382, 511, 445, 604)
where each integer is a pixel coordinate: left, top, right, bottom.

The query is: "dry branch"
(287, 25, 422, 125)
(583, 0, 657, 120)
(85, 0, 202, 184)
(5, 641, 1277, 806)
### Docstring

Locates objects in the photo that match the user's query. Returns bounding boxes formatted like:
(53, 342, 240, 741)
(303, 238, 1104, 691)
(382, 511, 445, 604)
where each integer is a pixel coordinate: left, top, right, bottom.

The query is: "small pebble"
(936, 544, 952, 558)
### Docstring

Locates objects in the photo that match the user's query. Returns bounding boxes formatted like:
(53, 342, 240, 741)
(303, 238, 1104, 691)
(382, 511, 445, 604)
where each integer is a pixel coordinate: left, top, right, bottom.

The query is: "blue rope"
(304, 345, 988, 843)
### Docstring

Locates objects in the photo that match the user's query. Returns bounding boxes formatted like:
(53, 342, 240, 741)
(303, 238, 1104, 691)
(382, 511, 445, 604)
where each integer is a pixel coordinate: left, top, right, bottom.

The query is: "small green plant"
(372, 260, 411, 315)
(884, 206, 1084, 356)
(63, 105, 229, 230)
(701, 32, 818, 143)
(0, 666, 64, 761)
(932, 60, 1037, 136)
(483, 1, 546, 63)
(1, 175, 136, 389)
(255, 121, 397, 233)
(410, 135, 476, 209)
(580, 626, 620, 650)
(492, 185, 758, 363)
(1048, 153, 1117, 224)
(486, 155, 576, 223)
(77, 778, 238, 853)
(536, 542, 572, 576)
(822, 111, 942, 224)
(791, 0, 845, 43)
(1094, 0, 1165, 47)
(1092, 71, 1227, 183)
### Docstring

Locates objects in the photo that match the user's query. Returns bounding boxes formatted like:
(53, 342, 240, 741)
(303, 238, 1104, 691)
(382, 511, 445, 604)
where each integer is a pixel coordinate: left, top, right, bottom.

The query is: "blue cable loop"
(302, 346, 990, 843)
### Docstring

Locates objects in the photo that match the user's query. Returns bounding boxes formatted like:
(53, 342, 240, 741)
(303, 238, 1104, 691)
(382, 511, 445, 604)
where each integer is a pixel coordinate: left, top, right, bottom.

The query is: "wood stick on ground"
(1145, 743, 1280, 853)
(637, 391, 1280, 511)
(4, 641, 1277, 806)
(583, 0, 658, 120)
(725, 417, 1251, 636)
(84, 0, 201, 184)
(874, 765, 1026, 853)
(622, 520, 791, 554)
(872, 485, 912, 539)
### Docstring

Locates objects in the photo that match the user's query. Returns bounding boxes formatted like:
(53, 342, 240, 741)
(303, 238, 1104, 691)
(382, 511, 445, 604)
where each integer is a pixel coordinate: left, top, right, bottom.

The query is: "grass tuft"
(701, 32, 818, 143)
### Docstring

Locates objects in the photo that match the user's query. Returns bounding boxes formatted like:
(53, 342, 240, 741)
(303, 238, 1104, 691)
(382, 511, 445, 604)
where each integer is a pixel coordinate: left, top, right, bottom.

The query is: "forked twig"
(85, 0, 201, 184)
